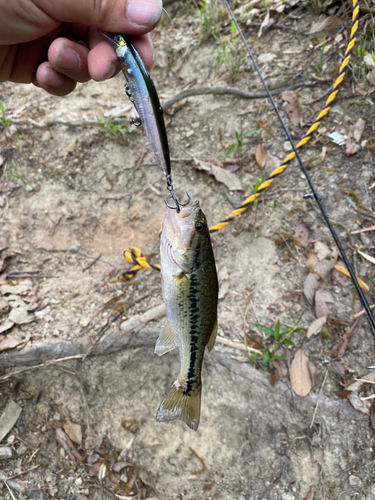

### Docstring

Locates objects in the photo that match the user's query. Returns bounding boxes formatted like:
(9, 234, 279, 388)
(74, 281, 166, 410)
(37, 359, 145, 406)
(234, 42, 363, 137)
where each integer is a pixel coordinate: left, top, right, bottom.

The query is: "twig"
(354, 304, 375, 319)
(4, 481, 16, 500)
(163, 81, 317, 109)
(351, 225, 375, 234)
(215, 336, 261, 354)
(82, 254, 102, 272)
(134, 150, 147, 170)
(5, 466, 39, 481)
(9, 118, 100, 129)
(310, 369, 328, 428)
(304, 85, 333, 106)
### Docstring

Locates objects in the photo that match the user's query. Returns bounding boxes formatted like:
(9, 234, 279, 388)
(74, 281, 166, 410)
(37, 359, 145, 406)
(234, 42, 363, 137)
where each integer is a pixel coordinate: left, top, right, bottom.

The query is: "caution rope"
(124, 0, 359, 274)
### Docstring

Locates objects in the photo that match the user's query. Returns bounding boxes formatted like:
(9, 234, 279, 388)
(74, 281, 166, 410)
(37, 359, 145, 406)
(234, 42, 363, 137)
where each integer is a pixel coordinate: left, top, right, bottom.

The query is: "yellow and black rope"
(123, 0, 359, 274)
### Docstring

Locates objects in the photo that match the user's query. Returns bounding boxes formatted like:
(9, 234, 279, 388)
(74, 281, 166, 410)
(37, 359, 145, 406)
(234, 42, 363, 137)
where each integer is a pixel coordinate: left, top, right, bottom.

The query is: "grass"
(97, 115, 130, 143)
(250, 318, 302, 367)
(0, 102, 10, 128)
(224, 126, 260, 159)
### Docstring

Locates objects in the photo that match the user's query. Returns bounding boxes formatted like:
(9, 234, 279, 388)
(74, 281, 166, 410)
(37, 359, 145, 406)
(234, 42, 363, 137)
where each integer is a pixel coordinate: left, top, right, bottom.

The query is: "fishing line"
(221, 0, 375, 332)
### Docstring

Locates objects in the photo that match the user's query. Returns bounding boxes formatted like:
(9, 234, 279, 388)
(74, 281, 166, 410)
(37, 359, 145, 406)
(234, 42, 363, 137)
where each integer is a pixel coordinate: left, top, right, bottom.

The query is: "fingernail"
(100, 61, 117, 82)
(55, 44, 80, 71)
(42, 67, 64, 88)
(127, 0, 162, 26)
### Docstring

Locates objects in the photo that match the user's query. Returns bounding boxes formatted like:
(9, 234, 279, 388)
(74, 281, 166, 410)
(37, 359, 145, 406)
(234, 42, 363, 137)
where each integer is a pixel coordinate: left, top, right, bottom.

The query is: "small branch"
(216, 336, 261, 354)
(163, 81, 317, 109)
(82, 253, 102, 272)
(310, 369, 328, 428)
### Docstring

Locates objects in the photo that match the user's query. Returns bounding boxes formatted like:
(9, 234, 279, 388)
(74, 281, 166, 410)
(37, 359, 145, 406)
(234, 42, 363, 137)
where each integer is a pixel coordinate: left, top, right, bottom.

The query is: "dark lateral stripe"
(186, 274, 200, 393)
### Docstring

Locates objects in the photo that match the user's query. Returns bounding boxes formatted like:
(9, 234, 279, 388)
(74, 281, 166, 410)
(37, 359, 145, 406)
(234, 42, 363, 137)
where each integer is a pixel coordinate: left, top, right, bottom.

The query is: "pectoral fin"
(154, 321, 177, 356)
(206, 318, 218, 352)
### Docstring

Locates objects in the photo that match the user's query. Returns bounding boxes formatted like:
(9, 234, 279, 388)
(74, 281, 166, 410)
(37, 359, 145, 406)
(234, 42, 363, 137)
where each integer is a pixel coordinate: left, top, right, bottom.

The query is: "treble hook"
(164, 185, 190, 213)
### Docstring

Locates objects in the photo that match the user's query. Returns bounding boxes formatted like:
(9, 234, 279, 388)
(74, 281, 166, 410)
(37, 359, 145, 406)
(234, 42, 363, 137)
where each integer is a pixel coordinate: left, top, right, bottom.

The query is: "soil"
(1, 1, 375, 499)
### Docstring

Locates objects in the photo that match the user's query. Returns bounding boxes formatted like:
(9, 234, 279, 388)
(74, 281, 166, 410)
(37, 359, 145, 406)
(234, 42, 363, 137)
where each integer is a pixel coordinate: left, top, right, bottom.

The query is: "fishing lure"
(100, 32, 186, 211)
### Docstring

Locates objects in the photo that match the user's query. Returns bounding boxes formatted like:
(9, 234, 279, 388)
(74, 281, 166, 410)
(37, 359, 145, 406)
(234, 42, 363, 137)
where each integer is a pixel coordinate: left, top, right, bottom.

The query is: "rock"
(0, 447, 12, 460)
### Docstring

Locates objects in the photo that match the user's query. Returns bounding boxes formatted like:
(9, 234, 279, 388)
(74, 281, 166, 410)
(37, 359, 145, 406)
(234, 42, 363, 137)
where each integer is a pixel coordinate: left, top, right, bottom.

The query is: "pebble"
(0, 446, 12, 460)
(282, 494, 295, 500)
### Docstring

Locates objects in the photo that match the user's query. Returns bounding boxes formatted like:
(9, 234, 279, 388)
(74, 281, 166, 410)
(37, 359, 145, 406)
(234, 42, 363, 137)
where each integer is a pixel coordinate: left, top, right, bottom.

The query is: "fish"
(100, 33, 171, 182)
(155, 200, 218, 431)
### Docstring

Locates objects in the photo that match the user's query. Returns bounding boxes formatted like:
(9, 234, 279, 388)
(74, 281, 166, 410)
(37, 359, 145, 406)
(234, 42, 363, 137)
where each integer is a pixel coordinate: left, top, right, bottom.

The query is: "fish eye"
(195, 221, 205, 233)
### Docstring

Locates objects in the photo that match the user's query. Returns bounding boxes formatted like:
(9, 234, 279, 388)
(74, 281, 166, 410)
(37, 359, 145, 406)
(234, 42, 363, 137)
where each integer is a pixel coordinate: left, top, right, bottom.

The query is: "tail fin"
(156, 382, 201, 431)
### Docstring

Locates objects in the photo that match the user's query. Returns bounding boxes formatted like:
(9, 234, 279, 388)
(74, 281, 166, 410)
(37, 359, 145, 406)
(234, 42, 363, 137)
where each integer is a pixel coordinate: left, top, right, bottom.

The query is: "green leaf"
(242, 128, 261, 137)
(250, 322, 275, 336)
(224, 144, 237, 159)
(253, 175, 263, 194)
(231, 19, 236, 34)
(274, 320, 280, 341)
(282, 339, 295, 346)
(263, 348, 271, 366)
(271, 355, 285, 360)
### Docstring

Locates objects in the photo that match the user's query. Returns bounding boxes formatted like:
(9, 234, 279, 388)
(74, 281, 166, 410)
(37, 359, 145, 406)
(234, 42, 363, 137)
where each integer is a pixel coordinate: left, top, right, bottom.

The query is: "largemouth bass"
(155, 200, 218, 431)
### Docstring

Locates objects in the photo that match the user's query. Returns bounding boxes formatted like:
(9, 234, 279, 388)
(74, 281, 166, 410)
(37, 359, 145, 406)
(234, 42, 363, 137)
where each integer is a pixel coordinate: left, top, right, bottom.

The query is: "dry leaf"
(281, 90, 303, 126)
(294, 223, 311, 247)
(268, 360, 287, 386)
(306, 316, 327, 338)
(346, 372, 375, 392)
(8, 308, 33, 325)
(0, 399, 22, 443)
(352, 118, 366, 143)
(348, 391, 371, 415)
(0, 319, 14, 334)
(305, 489, 314, 500)
(0, 279, 33, 295)
(0, 237, 9, 252)
(314, 241, 331, 260)
(315, 289, 335, 317)
(357, 248, 375, 265)
(332, 260, 347, 284)
(290, 349, 312, 397)
(332, 318, 360, 357)
(211, 165, 242, 191)
(309, 15, 343, 34)
(258, 9, 280, 37)
(334, 264, 369, 291)
(244, 332, 264, 350)
(63, 420, 82, 446)
(370, 400, 375, 432)
(304, 248, 338, 304)
(345, 136, 360, 156)
(255, 143, 266, 168)
(0, 298, 10, 317)
(306, 251, 319, 269)
(0, 333, 25, 352)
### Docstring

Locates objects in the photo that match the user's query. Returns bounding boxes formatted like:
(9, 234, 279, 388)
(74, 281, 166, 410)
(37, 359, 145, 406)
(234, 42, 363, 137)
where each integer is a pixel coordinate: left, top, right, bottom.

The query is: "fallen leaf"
(345, 136, 360, 156)
(0, 256, 12, 274)
(305, 489, 314, 500)
(0, 279, 33, 295)
(346, 372, 375, 392)
(0, 319, 14, 334)
(294, 223, 311, 247)
(268, 360, 287, 386)
(281, 90, 303, 126)
(290, 349, 312, 397)
(332, 318, 360, 357)
(348, 391, 371, 415)
(244, 332, 264, 350)
(332, 260, 347, 284)
(306, 251, 319, 269)
(0, 237, 8, 252)
(368, 69, 375, 86)
(0, 298, 10, 317)
(327, 361, 346, 379)
(211, 165, 242, 191)
(314, 241, 331, 260)
(8, 308, 34, 325)
(309, 15, 343, 34)
(56, 428, 82, 462)
(63, 420, 82, 446)
(315, 289, 335, 317)
(364, 53, 375, 69)
(334, 264, 369, 291)
(258, 9, 280, 37)
(352, 118, 366, 143)
(304, 248, 338, 304)
(0, 333, 25, 352)
(204, 155, 222, 167)
(370, 401, 375, 432)
(255, 143, 266, 168)
(0, 399, 22, 443)
(357, 248, 375, 265)
(306, 316, 327, 338)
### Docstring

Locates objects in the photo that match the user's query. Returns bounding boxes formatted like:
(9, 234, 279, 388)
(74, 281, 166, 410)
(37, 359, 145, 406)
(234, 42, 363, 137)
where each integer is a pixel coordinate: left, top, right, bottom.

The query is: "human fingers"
(35, 62, 77, 96)
(46, 37, 91, 82)
(35, 0, 163, 36)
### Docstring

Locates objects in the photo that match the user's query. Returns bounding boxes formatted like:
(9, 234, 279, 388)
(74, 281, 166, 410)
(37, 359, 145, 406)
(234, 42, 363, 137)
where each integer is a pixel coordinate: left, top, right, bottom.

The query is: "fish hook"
(165, 178, 190, 213)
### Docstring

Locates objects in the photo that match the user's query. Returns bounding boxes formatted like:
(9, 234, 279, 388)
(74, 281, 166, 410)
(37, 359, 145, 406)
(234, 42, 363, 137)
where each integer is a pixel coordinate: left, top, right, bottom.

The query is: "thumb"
(35, 0, 163, 34)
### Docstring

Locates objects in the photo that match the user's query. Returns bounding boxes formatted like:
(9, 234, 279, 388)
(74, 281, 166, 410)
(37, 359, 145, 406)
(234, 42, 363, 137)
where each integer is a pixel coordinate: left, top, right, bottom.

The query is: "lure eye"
(114, 35, 123, 44)
(195, 221, 205, 233)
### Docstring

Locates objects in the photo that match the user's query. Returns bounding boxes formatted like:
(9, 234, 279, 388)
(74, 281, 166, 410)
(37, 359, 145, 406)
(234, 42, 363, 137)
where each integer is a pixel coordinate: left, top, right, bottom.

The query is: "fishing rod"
(221, 0, 375, 332)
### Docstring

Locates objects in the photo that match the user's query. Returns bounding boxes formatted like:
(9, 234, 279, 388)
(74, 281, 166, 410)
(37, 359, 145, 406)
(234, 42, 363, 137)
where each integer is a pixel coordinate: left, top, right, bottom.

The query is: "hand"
(0, 0, 162, 96)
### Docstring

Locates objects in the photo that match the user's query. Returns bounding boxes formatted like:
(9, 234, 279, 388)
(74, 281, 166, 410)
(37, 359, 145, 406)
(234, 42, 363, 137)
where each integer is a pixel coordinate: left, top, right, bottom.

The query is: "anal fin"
(154, 321, 177, 356)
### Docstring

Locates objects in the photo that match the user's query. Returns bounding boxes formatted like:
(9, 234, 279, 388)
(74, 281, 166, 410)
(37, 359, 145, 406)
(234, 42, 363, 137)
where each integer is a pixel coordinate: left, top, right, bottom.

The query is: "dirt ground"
(1, 0, 375, 498)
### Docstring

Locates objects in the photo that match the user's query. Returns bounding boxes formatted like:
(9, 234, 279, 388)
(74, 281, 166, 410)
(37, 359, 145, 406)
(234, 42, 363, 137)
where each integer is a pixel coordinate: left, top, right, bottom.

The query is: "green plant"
(0, 103, 10, 128)
(194, 0, 221, 42)
(250, 319, 300, 366)
(6, 165, 28, 185)
(97, 115, 130, 143)
(358, 39, 366, 61)
(225, 127, 260, 159)
(319, 37, 326, 72)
